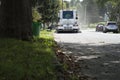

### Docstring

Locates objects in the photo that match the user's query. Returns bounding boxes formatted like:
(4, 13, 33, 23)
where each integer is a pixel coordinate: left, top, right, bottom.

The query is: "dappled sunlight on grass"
(40, 30, 54, 39)
(0, 30, 57, 80)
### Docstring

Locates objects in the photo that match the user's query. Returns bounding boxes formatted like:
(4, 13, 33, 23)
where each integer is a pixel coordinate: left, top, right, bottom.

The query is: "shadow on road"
(54, 30, 82, 34)
(57, 42, 120, 80)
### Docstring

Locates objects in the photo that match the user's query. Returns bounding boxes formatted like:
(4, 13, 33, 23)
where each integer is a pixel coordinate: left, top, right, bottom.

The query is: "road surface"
(54, 29, 120, 80)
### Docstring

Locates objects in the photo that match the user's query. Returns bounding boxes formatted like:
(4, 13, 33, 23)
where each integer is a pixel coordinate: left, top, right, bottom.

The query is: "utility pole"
(84, 4, 87, 24)
(62, 0, 63, 10)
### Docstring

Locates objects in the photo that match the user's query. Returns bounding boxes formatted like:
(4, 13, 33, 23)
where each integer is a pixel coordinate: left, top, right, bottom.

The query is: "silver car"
(103, 21, 119, 33)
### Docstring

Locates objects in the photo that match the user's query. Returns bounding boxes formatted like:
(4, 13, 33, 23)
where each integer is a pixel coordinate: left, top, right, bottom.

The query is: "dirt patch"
(54, 43, 96, 80)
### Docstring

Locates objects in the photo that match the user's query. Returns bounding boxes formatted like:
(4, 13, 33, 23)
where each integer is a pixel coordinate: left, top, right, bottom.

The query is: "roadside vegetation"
(0, 30, 58, 80)
(88, 22, 106, 28)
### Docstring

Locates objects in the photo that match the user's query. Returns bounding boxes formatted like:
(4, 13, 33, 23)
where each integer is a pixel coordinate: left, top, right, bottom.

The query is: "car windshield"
(63, 11, 73, 19)
(107, 23, 116, 25)
(108, 25, 117, 27)
(98, 24, 104, 26)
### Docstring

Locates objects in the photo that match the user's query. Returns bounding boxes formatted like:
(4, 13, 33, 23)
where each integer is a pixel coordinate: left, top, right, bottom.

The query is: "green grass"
(0, 30, 57, 80)
(40, 30, 54, 39)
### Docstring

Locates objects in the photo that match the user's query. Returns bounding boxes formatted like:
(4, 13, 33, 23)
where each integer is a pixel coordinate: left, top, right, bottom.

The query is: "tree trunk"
(0, 0, 32, 40)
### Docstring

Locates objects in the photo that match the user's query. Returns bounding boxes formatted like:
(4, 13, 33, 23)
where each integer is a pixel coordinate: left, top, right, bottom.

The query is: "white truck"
(56, 10, 79, 33)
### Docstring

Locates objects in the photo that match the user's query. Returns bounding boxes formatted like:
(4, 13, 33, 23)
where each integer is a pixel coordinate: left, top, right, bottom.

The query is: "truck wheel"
(74, 30, 78, 33)
(76, 30, 78, 33)
(103, 30, 107, 33)
(113, 31, 118, 33)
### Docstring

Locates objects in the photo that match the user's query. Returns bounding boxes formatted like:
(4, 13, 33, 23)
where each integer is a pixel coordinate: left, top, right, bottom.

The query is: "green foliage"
(32, 8, 41, 22)
(96, 0, 120, 22)
(0, 30, 57, 80)
(32, 0, 68, 24)
(40, 30, 54, 39)
(59, 0, 67, 10)
(36, 0, 60, 23)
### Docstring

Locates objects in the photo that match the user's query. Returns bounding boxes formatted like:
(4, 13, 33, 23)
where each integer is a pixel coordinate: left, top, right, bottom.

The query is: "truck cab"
(56, 10, 79, 33)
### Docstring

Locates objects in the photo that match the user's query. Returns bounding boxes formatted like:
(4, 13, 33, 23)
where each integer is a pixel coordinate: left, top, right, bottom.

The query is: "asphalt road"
(54, 29, 120, 80)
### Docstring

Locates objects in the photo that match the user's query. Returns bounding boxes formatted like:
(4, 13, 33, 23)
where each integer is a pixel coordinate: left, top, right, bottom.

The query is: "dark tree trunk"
(0, 0, 32, 40)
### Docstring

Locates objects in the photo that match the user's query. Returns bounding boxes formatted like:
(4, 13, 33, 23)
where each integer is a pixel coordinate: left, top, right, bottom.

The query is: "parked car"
(103, 21, 119, 33)
(96, 24, 104, 32)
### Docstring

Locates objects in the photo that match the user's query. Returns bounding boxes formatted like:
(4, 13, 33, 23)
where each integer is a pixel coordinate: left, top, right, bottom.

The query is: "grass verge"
(0, 30, 57, 80)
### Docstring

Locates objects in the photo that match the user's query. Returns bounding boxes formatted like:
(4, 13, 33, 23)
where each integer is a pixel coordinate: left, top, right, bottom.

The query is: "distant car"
(96, 24, 104, 32)
(103, 21, 119, 33)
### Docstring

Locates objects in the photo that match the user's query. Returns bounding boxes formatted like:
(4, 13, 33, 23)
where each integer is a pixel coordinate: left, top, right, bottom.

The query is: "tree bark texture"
(0, 0, 32, 40)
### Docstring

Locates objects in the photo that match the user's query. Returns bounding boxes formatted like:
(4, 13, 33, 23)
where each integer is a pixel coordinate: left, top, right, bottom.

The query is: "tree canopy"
(0, 0, 68, 40)
(96, 0, 120, 22)
(32, 0, 67, 25)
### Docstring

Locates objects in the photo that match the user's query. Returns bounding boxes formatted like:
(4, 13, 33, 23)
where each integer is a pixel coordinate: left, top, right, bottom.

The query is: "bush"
(32, 8, 41, 22)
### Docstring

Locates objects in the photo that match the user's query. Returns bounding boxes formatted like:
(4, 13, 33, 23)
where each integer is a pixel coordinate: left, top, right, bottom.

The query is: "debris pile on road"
(54, 44, 96, 80)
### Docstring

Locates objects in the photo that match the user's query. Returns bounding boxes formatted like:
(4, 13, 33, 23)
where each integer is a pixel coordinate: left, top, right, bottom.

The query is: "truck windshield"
(63, 11, 73, 19)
